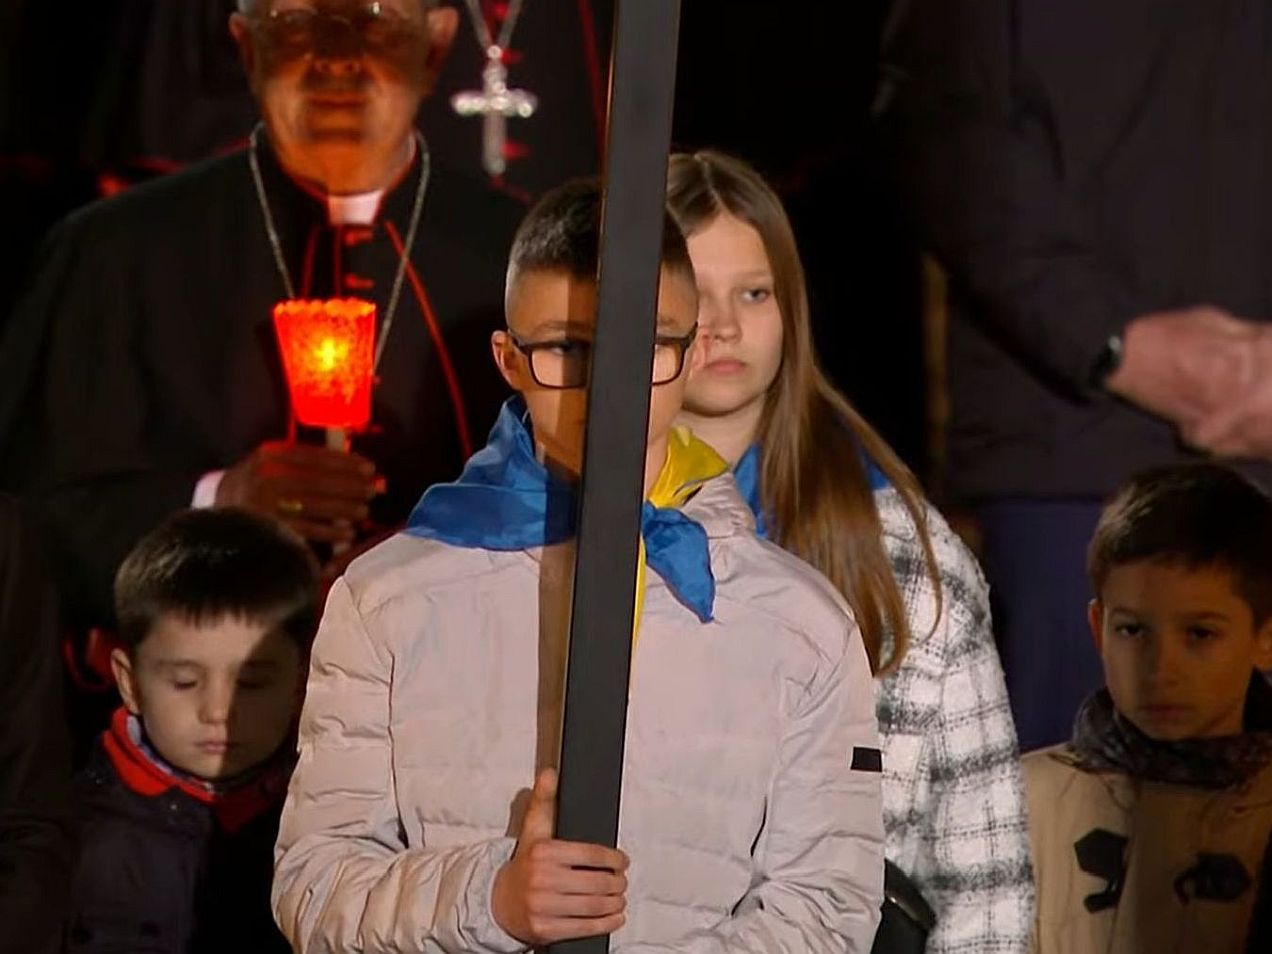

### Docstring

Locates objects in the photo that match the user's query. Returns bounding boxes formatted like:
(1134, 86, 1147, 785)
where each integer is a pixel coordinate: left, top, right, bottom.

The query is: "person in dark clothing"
(0, 0, 525, 635)
(0, 0, 608, 343)
(66, 507, 317, 953)
(0, 1, 607, 194)
(1250, 830, 1272, 953)
(0, 495, 73, 954)
(890, 0, 1272, 750)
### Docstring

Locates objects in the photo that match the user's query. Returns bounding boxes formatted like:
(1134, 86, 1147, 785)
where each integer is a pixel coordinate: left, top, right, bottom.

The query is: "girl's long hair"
(667, 150, 941, 674)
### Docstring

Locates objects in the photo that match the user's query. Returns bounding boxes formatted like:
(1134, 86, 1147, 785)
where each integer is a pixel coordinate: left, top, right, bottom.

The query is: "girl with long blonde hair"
(669, 150, 1034, 953)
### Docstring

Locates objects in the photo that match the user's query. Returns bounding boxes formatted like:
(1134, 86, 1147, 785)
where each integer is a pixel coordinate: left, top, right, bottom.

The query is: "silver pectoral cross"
(450, 46, 539, 177)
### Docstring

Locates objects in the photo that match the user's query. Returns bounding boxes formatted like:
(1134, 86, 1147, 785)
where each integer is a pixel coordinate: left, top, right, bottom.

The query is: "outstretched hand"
(491, 768, 629, 945)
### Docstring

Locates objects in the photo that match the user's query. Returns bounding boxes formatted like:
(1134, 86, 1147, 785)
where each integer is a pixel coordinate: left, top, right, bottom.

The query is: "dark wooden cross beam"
(550, 0, 683, 951)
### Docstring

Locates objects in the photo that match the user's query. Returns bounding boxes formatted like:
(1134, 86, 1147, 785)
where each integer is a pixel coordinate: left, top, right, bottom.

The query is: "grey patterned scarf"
(1071, 675, 1272, 789)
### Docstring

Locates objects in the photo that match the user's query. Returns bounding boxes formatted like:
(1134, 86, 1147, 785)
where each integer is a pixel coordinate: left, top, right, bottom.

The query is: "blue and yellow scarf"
(407, 398, 729, 630)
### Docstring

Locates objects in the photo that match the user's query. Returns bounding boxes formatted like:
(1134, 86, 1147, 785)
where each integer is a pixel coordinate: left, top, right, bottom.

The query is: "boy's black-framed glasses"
(508, 323, 699, 390)
(252, 2, 422, 52)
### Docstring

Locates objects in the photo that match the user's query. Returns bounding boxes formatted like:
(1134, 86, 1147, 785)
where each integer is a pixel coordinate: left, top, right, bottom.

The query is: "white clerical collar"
(323, 135, 417, 226)
(327, 191, 384, 226)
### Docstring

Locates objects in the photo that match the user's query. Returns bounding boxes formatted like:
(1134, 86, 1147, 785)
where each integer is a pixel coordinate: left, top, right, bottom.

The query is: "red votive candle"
(272, 298, 377, 431)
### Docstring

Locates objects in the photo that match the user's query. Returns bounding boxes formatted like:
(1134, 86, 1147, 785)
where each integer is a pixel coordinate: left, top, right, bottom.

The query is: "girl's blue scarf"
(406, 398, 719, 621)
(733, 441, 889, 540)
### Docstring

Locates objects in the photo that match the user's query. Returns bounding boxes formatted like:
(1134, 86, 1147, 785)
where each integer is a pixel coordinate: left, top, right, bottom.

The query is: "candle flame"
(315, 337, 348, 372)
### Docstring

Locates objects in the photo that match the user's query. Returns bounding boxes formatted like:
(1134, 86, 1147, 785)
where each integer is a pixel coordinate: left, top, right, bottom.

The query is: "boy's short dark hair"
(114, 508, 320, 653)
(1088, 463, 1272, 623)
(505, 177, 695, 294)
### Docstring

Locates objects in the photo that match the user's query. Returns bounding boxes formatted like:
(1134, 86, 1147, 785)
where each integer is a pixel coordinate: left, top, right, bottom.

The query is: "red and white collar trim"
(102, 707, 292, 833)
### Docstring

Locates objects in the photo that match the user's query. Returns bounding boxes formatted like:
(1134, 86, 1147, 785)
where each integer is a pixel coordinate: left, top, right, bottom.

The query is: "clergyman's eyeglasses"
(508, 323, 700, 390)
(254, 2, 422, 52)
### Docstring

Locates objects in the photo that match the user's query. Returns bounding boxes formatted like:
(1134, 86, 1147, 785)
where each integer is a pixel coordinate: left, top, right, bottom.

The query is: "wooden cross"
(450, 47, 538, 177)
(550, 1, 683, 951)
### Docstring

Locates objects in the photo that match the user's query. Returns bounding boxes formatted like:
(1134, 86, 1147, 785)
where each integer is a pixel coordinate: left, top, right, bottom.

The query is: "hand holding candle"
(218, 298, 383, 544)
(215, 441, 379, 545)
(216, 299, 383, 544)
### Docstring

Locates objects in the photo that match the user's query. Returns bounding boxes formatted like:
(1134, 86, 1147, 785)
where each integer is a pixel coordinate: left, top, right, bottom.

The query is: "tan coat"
(272, 474, 884, 953)
(1024, 744, 1272, 954)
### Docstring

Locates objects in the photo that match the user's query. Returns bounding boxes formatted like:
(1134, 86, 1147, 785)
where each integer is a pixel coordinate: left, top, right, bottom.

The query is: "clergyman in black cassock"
(0, 3, 523, 631)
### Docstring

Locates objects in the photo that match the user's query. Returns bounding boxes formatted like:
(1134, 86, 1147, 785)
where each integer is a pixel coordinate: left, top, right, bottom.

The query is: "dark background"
(0, 0, 925, 472)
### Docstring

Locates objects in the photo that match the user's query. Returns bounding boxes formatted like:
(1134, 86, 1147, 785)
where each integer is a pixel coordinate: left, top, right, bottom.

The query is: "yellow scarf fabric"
(632, 426, 730, 646)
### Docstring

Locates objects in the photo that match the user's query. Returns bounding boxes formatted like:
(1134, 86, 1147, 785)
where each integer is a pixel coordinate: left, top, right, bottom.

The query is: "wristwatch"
(1090, 332, 1125, 390)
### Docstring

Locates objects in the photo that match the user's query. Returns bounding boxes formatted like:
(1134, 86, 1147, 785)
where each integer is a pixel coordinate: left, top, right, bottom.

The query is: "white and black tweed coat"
(874, 488, 1035, 953)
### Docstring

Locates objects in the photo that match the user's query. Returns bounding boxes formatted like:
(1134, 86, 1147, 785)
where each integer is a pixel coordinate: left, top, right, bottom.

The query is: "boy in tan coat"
(1025, 463, 1272, 953)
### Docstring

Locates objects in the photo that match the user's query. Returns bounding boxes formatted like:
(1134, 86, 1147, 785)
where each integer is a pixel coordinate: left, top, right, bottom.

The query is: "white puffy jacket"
(273, 473, 883, 952)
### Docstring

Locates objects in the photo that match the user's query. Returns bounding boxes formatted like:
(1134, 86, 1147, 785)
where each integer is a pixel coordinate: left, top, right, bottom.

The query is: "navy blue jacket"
(66, 714, 290, 954)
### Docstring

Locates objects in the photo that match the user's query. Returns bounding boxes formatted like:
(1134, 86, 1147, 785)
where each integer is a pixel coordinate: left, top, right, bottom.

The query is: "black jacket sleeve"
(0, 495, 73, 954)
(892, 0, 1136, 398)
(0, 211, 204, 628)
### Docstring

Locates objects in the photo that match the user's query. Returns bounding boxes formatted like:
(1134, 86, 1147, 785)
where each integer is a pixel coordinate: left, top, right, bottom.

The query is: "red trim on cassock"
(384, 221, 475, 459)
(62, 628, 118, 692)
(575, 0, 607, 158)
